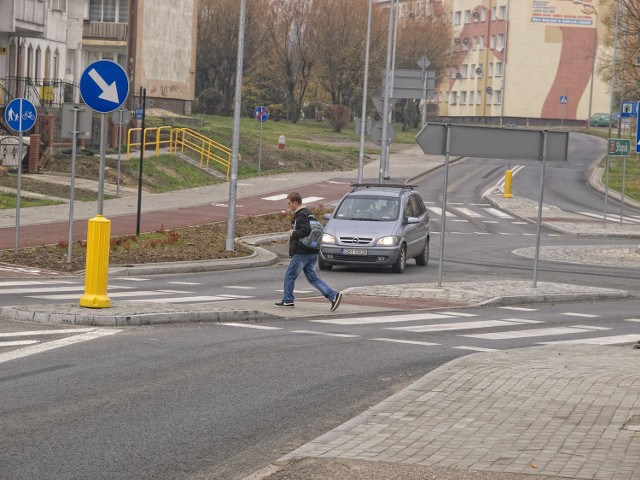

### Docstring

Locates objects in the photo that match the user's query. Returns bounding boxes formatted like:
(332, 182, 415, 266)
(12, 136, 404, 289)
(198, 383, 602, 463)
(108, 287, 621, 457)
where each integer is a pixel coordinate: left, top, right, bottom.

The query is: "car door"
(404, 194, 429, 257)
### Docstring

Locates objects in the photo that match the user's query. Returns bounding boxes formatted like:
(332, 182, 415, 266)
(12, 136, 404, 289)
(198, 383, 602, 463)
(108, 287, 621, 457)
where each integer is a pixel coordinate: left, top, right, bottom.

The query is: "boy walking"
(275, 192, 342, 312)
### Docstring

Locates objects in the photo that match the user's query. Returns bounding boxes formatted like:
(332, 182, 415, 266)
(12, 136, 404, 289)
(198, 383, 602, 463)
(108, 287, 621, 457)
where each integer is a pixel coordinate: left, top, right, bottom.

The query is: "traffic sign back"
(80, 60, 129, 113)
(4, 98, 37, 133)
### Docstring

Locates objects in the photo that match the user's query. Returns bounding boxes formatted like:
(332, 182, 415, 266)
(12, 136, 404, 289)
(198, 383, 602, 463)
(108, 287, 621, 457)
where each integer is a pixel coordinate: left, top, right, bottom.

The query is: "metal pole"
(499, 0, 510, 126)
(116, 109, 123, 197)
(226, 0, 246, 251)
(98, 113, 106, 216)
(619, 155, 626, 224)
(14, 132, 23, 255)
(607, 0, 620, 139)
(258, 120, 263, 176)
(421, 68, 427, 127)
(603, 154, 610, 225)
(136, 87, 146, 236)
(533, 131, 548, 288)
(437, 125, 452, 288)
(586, 12, 597, 130)
(383, 0, 400, 179)
(358, 0, 373, 184)
(378, 0, 395, 183)
(67, 106, 79, 263)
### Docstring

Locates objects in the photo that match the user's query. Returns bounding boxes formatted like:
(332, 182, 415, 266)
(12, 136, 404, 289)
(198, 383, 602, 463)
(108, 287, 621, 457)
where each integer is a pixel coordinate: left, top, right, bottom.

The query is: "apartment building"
(0, 0, 198, 116)
(380, 0, 611, 124)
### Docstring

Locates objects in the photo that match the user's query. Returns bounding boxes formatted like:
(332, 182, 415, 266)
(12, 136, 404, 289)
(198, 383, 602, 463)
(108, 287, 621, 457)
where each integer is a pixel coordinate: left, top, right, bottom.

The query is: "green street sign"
(608, 138, 631, 156)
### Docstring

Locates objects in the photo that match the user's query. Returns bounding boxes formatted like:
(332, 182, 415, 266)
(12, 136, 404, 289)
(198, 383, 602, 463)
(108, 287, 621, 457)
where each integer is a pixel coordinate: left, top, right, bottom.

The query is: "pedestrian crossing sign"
(560, 96, 568, 104)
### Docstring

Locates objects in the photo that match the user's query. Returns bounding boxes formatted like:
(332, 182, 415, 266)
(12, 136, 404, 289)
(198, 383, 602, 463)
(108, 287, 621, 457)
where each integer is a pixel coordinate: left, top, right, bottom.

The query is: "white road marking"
(455, 207, 484, 218)
(225, 285, 257, 290)
(626, 318, 640, 323)
(263, 194, 288, 201)
(313, 312, 468, 325)
(482, 207, 513, 219)
(112, 277, 148, 282)
(0, 328, 97, 337)
(0, 280, 77, 287)
(540, 334, 640, 346)
(463, 325, 608, 340)
(168, 281, 202, 285)
(389, 318, 542, 333)
(453, 346, 499, 352)
(219, 323, 281, 330)
(2, 285, 129, 295)
(371, 338, 439, 346)
(499, 306, 538, 312)
(291, 330, 359, 338)
(0, 329, 121, 364)
(560, 312, 599, 318)
(303, 196, 324, 204)
(28, 289, 188, 300)
(0, 340, 39, 347)
(132, 295, 253, 303)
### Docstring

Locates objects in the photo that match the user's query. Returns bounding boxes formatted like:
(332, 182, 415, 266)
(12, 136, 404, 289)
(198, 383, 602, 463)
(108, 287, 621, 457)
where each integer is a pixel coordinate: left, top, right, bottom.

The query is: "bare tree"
(600, 0, 640, 102)
(260, 0, 317, 122)
(196, 0, 267, 115)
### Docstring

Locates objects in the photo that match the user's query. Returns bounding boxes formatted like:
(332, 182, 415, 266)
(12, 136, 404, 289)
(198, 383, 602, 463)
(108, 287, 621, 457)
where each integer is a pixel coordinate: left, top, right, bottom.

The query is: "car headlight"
(376, 235, 398, 246)
(322, 233, 336, 244)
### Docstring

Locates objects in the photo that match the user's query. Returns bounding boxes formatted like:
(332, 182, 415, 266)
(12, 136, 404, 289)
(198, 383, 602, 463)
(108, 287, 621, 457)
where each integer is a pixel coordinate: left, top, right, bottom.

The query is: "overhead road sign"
(4, 98, 37, 133)
(80, 60, 130, 113)
(416, 123, 569, 162)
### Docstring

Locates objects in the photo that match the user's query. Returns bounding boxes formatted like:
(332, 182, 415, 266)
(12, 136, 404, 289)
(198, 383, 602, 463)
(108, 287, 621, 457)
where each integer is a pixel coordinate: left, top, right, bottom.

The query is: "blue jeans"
(282, 253, 337, 303)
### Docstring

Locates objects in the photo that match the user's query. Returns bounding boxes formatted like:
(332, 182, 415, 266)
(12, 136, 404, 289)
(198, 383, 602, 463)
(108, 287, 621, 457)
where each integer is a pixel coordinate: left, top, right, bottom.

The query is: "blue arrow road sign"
(254, 106, 269, 122)
(4, 98, 37, 133)
(80, 60, 129, 113)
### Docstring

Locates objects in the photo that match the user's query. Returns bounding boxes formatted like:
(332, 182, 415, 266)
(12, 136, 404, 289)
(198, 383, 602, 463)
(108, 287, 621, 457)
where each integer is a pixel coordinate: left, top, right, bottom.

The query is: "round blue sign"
(80, 60, 130, 113)
(4, 98, 37, 133)
(254, 106, 269, 122)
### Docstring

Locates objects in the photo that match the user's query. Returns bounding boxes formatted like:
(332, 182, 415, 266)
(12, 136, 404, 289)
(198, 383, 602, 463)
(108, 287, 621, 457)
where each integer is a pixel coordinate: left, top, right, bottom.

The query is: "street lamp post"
(573, 0, 598, 129)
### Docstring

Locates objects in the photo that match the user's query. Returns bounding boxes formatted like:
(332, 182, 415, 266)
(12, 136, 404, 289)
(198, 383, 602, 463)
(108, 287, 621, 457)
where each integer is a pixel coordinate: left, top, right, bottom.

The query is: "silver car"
(318, 184, 429, 273)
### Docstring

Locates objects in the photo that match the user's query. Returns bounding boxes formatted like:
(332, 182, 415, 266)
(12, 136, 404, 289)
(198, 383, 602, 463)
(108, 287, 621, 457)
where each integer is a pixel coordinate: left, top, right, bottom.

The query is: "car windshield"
(334, 196, 399, 221)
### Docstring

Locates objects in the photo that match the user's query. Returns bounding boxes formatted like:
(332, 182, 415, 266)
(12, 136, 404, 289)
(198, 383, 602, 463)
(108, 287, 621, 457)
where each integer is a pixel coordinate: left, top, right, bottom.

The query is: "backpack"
(296, 215, 324, 250)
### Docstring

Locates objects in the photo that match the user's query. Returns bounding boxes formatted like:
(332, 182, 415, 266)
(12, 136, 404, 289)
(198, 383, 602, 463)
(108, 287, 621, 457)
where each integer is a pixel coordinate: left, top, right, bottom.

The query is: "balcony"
(83, 21, 128, 41)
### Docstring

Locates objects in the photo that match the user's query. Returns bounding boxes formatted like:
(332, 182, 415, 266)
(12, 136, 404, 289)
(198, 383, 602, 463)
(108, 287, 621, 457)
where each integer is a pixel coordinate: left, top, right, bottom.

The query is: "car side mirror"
(407, 216, 420, 224)
(323, 213, 331, 220)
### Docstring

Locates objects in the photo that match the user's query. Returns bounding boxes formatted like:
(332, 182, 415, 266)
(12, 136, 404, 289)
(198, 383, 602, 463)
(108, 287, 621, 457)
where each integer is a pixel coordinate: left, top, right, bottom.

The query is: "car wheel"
(318, 257, 333, 271)
(391, 244, 407, 273)
(414, 237, 429, 266)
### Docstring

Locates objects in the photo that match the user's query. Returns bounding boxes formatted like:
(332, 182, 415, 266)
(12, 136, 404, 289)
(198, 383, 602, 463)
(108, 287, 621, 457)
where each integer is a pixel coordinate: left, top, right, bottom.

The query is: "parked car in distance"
(589, 113, 611, 127)
(318, 184, 430, 274)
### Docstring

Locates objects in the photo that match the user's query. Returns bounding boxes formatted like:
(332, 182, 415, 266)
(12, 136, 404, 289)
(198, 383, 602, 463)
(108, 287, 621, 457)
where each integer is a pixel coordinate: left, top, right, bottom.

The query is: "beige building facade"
(388, 0, 612, 124)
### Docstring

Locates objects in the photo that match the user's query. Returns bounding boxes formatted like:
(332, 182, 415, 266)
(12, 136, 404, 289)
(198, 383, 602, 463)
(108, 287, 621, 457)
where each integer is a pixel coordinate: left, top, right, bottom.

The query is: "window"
(498, 5, 507, 20)
(491, 6, 497, 21)
(472, 36, 478, 50)
(453, 11, 461, 25)
(488, 63, 494, 77)
(494, 90, 502, 105)
(470, 64, 476, 78)
(486, 90, 493, 105)
(476, 91, 482, 105)
(51, 0, 67, 11)
(495, 62, 503, 76)
(480, 7, 487, 21)
(464, 10, 471, 23)
(89, 0, 129, 22)
(461, 64, 468, 78)
(490, 35, 495, 49)
(450, 91, 457, 105)
(479, 36, 485, 49)
(460, 91, 467, 105)
(469, 90, 475, 105)
(462, 37, 470, 51)
(497, 34, 505, 51)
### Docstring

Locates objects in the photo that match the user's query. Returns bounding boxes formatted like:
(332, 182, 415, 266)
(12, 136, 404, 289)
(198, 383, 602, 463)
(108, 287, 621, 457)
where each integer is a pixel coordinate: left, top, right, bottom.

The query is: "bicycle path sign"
(80, 59, 129, 113)
(4, 98, 37, 133)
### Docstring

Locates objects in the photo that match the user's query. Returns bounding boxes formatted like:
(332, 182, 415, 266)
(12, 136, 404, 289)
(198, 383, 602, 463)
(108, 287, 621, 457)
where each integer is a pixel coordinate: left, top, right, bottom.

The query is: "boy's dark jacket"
(289, 207, 316, 256)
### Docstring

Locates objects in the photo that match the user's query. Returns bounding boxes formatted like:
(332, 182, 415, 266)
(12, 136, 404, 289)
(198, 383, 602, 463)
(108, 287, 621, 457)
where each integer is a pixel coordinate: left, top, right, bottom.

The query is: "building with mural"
(382, 0, 612, 125)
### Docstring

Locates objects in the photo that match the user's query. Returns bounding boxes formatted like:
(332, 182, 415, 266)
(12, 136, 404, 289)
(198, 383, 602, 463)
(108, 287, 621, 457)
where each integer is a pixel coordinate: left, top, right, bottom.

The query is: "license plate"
(342, 248, 367, 255)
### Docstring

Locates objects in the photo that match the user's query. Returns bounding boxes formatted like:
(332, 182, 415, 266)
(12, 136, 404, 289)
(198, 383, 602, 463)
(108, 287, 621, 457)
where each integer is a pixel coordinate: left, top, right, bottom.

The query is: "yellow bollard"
(79, 215, 112, 308)
(503, 170, 513, 198)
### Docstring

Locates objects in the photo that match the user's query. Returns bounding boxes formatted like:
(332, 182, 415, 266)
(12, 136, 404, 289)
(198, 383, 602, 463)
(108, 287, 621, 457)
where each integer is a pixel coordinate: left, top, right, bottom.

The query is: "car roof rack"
(350, 183, 415, 191)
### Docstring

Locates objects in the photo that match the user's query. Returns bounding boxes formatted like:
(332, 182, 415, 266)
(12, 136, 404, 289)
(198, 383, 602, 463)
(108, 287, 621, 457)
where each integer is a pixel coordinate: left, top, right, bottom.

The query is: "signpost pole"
(603, 154, 610, 226)
(15, 128, 23, 255)
(533, 130, 549, 288)
(116, 109, 123, 197)
(136, 87, 146, 237)
(437, 125, 452, 288)
(67, 106, 80, 264)
(619, 155, 626, 224)
(258, 120, 263, 176)
(358, 0, 373, 184)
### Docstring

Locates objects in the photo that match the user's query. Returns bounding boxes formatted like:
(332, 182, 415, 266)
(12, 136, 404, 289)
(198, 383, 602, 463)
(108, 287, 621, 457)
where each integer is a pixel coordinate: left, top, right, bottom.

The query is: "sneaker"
(274, 301, 294, 307)
(330, 292, 343, 312)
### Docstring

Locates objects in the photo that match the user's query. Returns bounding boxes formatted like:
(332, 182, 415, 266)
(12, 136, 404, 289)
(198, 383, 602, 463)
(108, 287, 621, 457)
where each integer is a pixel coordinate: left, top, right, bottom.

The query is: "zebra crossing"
(0, 278, 257, 305)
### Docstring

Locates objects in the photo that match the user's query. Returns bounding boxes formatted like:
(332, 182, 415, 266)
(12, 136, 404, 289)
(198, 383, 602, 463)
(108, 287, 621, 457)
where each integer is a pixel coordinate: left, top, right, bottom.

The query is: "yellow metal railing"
(126, 126, 233, 181)
(170, 127, 234, 180)
(126, 126, 172, 160)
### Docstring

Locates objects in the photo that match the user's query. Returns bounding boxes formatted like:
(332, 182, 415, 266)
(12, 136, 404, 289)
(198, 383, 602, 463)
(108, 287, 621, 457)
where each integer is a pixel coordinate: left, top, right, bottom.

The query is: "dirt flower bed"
(0, 209, 329, 274)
